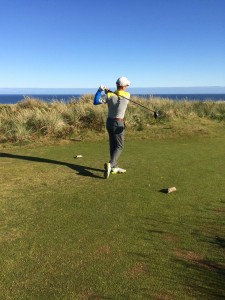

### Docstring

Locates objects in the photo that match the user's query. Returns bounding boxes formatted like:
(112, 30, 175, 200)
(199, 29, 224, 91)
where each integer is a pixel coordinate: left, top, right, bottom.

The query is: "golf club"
(105, 89, 160, 119)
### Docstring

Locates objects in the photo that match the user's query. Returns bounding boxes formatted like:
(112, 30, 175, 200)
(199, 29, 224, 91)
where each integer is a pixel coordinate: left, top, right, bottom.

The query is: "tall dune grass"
(0, 95, 225, 143)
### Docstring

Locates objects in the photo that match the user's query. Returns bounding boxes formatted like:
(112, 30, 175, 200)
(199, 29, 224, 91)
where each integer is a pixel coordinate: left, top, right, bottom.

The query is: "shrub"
(1, 96, 225, 143)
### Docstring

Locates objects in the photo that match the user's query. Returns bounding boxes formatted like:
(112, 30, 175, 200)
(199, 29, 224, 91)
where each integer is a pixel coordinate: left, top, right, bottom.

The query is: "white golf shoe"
(111, 167, 126, 174)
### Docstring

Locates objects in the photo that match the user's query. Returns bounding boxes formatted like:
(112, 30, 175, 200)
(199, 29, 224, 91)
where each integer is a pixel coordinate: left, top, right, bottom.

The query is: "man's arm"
(93, 86, 108, 105)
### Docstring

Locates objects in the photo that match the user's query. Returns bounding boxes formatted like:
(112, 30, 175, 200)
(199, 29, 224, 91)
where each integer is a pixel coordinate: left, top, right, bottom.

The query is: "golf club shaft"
(106, 90, 156, 113)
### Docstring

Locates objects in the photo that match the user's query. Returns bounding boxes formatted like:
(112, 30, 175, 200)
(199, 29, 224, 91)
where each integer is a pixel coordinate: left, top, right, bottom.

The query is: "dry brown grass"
(0, 95, 225, 143)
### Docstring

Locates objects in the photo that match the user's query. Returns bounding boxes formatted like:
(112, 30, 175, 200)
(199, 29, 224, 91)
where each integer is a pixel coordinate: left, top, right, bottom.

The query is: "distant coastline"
(0, 93, 225, 105)
(1, 86, 225, 95)
(1, 86, 225, 104)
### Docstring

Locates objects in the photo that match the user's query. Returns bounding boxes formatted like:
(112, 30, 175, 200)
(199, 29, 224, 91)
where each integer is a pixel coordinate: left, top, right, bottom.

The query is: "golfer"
(94, 76, 131, 179)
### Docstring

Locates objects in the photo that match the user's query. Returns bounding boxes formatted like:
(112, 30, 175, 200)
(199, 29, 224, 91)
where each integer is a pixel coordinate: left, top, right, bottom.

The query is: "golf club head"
(154, 111, 159, 119)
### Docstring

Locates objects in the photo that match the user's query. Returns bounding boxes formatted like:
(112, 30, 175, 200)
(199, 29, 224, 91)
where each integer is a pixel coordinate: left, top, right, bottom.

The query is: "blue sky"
(0, 0, 225, 89)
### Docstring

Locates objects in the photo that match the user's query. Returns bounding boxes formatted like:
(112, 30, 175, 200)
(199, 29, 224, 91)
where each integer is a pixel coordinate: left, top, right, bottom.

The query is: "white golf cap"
(116, 76, 131, 87)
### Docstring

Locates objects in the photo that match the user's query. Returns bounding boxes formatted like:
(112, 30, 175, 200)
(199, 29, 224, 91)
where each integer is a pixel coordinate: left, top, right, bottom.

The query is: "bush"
(1, 96, 225, 143)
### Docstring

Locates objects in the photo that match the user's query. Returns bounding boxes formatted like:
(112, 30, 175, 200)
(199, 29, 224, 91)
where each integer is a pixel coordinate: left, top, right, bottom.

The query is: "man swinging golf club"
(94, 76, 131, 179)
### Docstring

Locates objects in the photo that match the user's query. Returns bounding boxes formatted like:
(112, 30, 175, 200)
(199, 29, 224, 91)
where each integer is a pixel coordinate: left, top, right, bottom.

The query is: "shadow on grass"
(159, 188, 168, 194)
(1, 152, 104, 179)
(128, 217, 225, 299)
(214, 237, 225, 249)
(173, 250, 225, 299)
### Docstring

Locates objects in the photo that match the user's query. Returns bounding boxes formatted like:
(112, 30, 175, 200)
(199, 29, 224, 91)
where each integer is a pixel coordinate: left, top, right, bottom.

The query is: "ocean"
(0, 94, 225, 105)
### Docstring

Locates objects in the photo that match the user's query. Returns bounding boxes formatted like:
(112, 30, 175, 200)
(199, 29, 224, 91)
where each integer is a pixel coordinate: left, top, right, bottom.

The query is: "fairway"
(1, 136, 225, 299)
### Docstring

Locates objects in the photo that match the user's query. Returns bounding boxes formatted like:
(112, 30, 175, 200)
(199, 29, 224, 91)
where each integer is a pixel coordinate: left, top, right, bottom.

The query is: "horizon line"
(1, 86, 225, 89)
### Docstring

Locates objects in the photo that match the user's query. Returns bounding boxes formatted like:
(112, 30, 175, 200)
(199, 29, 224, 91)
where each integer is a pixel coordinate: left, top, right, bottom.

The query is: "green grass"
(1, 133, 225, 299)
